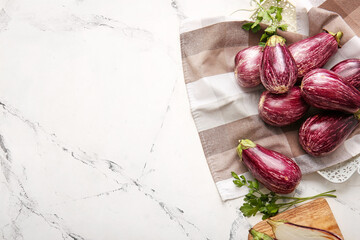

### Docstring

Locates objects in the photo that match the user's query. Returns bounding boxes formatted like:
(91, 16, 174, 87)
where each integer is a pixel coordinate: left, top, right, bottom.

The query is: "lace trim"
(317, 157, 360, 183)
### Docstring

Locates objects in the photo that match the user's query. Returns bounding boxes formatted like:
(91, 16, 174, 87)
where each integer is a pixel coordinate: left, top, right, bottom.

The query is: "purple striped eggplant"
(331, 58, 360, 89)
(268, 220, 343, 240)
(237, 139, 301, 194)
(299, 111, 360, 156)
(234, 46, 263, 88)
(258, 87, 309, 126)
(301, 68, 360, 113)
(289, 30, 342, 77)
(260, 35, 298, 94)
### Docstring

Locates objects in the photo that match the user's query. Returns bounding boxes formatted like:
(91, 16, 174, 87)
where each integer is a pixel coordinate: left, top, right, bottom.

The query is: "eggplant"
(260, 35, 298, 94)
(331, 58, 360, 89)
(289, 30, 342, 78)
(249, 229, 273, 240)
(268, 219, 343, 240)
(234, 46, 263, 88)
(299, 111, 360, 156)
(237, 139, 302, 194)
(258, 86, 309, 126)
(301, 68, 360, 113)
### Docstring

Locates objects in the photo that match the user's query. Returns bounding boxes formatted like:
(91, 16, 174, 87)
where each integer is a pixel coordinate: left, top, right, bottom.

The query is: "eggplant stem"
(322, 28, 343, 48)
(249, 228, 274, 240)
(237, 139, 256, 160)
(354, 109, 360, 120)
(265, 35, 286, 47)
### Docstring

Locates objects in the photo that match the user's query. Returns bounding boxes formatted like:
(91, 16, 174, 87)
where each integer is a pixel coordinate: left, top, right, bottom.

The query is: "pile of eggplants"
(234, 29, 360, 194)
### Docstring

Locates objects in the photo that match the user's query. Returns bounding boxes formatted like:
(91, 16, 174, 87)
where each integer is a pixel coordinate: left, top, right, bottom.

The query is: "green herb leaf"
(258, 206, 267, 213)
(260, 0, 264, 3)
(265, 25, 277, 34)
(266, 204, 279, 214)
(231, 171, 240, 180)
(249, 180, 259, 190)
(259, 41, 266, 47)
(268, 6, 276, 14)
(240, 175, 246, 183)
(275, 7, 283, 22)
(251, 24, 261, 33)
(233, 180, 245, 188)
(258, 10, 272, 22)
(242, 22, 253, 31)
(232, 173, 337, 219)
(260, 33, 268, 42)
(278, 24, 288, 31)
(252, 16, 262, 28)
(259, 194, 269, 203)
(262, 213, 272, 220)
(248, 199, 259, 207)
(240, 203, 259, 217)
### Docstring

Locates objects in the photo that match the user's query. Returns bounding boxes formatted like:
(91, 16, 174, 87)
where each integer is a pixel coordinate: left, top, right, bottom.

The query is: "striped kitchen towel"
(180, 0, 360, 201)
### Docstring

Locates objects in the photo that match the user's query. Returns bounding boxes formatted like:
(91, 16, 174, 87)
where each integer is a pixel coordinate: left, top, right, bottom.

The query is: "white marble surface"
(0, 0, 359, 239)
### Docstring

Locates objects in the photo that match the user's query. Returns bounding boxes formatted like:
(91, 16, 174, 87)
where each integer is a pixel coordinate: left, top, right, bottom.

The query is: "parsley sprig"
(231, 172, 337, 220)
(241, 0, 288, 46)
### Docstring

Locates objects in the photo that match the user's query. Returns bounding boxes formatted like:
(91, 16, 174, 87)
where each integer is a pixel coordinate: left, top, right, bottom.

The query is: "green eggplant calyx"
(237, 139, 256, 160)
(323, 29, 343, 48)
(265, 35, 286, 47)
(249, 228, 274, 240)
(354, 109, 360, 120)
(335, 31, 343, 47)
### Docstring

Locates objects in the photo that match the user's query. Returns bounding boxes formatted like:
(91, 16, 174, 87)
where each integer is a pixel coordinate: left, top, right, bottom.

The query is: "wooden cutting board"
(248, 198, 343, 239)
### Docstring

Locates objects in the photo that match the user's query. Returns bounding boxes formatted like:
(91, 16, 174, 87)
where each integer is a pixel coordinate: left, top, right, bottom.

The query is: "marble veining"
(171, 0, 187, 20)
(0, 100, 212, 239)
(229, 210, 252, 240)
